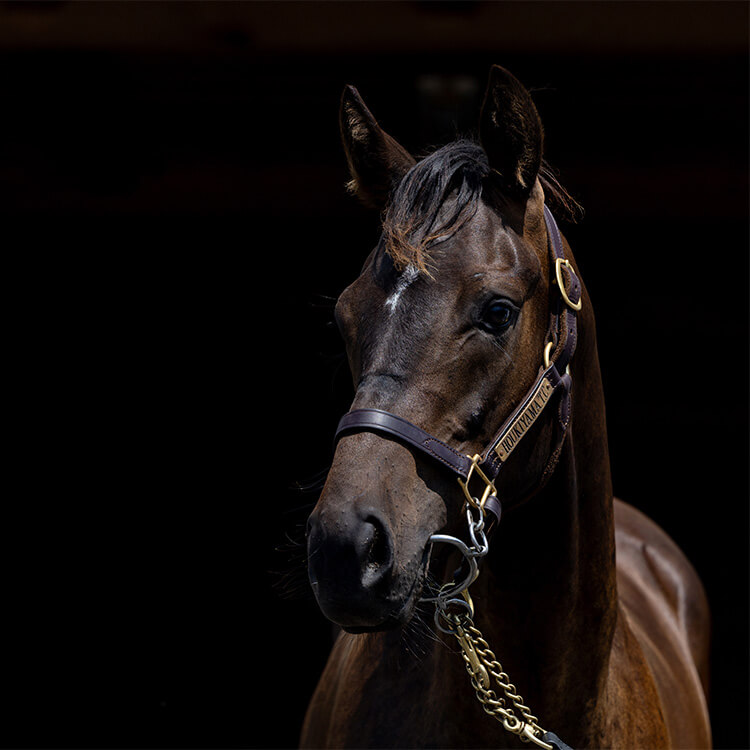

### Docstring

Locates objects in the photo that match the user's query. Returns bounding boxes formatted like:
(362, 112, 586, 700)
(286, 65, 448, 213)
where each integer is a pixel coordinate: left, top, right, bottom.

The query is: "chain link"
(463, 619, 542, 728)
(445, 610, 552, 749)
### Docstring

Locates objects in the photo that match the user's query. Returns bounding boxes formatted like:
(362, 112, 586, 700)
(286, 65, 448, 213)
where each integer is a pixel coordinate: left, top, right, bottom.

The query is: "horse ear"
(340, 85, 415, 209)
(479, 65, 544, 198)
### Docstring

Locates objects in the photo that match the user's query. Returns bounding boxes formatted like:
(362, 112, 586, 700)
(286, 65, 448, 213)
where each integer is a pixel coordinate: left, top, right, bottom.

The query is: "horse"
(301, 65, 711, 749)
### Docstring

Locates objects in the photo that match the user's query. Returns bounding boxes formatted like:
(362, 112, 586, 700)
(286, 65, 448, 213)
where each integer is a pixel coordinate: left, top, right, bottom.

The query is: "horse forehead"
(376, 203, 540, 316)
(443, 200, 540, 278)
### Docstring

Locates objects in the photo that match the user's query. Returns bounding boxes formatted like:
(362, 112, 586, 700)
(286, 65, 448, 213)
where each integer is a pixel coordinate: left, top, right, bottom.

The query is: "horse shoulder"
(612, 497, 711, 748)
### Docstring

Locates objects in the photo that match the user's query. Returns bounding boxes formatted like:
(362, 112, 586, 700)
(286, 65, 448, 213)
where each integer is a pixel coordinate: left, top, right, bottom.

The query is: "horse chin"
(353, 595, 422, 634)
(328, 566, 425, 634)
(341, 611, 408, 635)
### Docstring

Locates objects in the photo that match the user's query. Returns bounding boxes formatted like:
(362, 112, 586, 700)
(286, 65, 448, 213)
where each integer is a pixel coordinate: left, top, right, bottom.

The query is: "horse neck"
(476, 300, 617, 741)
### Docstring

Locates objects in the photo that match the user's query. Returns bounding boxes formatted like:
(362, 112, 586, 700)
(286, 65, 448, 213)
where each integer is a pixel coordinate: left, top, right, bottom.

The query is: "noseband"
(335, 205, 581, 528)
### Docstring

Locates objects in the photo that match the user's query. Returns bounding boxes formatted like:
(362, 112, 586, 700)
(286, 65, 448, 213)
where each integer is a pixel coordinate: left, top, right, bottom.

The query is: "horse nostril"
(306, 502, 396, 624)
(360, 514, 394, 587)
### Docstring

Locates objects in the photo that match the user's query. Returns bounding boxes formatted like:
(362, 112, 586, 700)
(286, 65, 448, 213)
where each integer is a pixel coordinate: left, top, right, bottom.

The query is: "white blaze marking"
(385, 265, 419, 314)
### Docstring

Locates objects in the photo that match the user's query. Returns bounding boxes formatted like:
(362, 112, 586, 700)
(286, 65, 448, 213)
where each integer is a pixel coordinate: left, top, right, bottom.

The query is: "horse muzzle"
(307, 503, 414, 631)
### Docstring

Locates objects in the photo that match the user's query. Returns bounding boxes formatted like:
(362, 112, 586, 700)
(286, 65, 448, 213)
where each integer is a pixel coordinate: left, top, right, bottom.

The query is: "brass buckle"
(457, 454, 497, 511)
(554, 258, 582, 311)
(544, 340, 571, 376)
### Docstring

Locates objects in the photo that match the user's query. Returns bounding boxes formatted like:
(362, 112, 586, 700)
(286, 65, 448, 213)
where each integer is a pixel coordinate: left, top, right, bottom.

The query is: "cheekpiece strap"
(477, 208, 580, 482)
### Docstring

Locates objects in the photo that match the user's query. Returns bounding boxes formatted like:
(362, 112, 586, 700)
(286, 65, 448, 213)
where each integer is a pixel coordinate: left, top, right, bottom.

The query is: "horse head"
(307, 66, 577, 632)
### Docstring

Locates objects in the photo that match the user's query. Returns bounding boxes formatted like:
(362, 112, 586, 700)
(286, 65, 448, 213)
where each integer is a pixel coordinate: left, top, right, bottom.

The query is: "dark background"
(2, 2, 747, 748)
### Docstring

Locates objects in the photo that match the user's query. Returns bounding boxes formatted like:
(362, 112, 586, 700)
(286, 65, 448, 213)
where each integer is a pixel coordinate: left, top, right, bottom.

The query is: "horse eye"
(480, 300, 515, 332)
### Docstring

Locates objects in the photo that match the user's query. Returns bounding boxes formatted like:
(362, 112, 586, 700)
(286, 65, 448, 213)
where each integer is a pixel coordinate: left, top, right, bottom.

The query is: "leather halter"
(335, 205, 582, 521)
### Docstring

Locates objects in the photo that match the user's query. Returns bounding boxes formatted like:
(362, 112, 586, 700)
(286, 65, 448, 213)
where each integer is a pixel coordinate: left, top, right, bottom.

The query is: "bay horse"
(302, 66, 711, 749)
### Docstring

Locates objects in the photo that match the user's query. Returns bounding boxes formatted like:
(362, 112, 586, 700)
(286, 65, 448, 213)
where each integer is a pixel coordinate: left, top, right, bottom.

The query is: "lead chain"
(448, 611, 552, 749)
(434, 495, 552, 750)
(462, 616, 541, 726)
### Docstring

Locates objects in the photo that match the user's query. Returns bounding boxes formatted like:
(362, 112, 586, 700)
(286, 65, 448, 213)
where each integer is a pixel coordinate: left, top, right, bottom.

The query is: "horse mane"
(382, 139, 582, 274)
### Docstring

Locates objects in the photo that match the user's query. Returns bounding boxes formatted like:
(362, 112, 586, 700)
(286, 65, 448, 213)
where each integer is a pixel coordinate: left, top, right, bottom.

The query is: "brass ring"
(555, 258, 582, 311)
(543, 341, 554, 369)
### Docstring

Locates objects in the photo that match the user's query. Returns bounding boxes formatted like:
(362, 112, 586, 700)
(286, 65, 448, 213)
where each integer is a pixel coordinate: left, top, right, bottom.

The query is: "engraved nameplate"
(494, 377, 554, 462)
